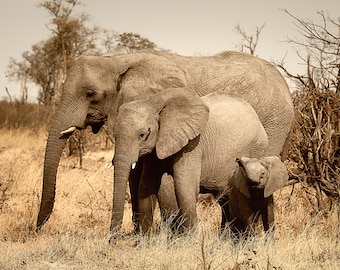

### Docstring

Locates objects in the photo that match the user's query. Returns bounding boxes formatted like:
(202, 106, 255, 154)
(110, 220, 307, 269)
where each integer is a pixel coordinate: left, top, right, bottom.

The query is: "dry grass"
(0, 128, 339, 269)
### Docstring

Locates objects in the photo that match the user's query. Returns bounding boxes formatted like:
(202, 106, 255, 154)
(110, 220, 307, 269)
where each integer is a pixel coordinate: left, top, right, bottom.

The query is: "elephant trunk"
(36, 94, 86, 230)
(36, 123, 67, 229)
(110, 144, 137, 232)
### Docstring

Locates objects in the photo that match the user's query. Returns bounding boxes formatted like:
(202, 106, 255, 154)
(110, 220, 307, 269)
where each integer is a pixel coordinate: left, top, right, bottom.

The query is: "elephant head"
(36, 55, 127, 229)
(235, 156, 289, 198)
(110, 87, 209, 231)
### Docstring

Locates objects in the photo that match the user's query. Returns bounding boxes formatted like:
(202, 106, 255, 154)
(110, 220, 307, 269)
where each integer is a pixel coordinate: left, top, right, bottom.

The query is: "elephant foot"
(107, 230, 124, 245)
(107, 230, 138, 247)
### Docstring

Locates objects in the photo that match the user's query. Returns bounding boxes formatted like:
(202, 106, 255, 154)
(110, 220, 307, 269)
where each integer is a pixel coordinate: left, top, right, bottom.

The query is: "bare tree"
(278, 10, 340, 93)
(234, 23, 265, 55)
(4, 87, 13, 105)
(6, 58, 30, 104)
(101, 29, 119, 53)
(278, 10, 340, 214)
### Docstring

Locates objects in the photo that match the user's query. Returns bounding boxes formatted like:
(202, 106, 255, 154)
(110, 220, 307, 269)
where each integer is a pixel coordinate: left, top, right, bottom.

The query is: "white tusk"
(60, 126, 77, 135)
(108, 156, 114, 169)
(131, 162, 137, 170)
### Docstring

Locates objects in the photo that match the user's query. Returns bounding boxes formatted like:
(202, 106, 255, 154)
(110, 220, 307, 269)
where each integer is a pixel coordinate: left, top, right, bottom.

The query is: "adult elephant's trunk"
(110, 144, 136, 232)
(36, 94, 86, 230)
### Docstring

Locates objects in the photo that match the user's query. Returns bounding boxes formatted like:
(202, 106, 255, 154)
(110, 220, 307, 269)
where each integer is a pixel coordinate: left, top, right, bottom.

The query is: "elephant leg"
(128, 160, 143, 233)
(245, 212, 260, 234)
(173, 157, 200, 231)
(174, 185, 199, 231)
(137, 154, 164, 234)
(138, 192, 158, 234)
(261, 195, 275, 232)
(157, 173, 180, 231)
(261, 195, 275, 245)
(217, 193, 243, 241)
(216, 192, 230, 231)
(224, 190, 247, 237)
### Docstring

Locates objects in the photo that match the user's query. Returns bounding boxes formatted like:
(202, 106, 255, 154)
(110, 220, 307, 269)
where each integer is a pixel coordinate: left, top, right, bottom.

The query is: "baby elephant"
(227, 156, 289, 235)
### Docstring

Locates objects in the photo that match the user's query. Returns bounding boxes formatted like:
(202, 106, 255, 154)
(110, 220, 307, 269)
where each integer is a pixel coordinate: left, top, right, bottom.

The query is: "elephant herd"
(36, 50, 294, 241)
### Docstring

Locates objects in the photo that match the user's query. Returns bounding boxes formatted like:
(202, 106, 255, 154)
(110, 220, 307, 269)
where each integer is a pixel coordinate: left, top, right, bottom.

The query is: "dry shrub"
(0, 101, 52, 130)
(0, 129, 45, 241)
(288, 89, 340, 211)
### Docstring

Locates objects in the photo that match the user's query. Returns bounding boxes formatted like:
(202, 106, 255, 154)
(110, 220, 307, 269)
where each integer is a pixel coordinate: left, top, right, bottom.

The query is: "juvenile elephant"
(227, 156, 289, 235)
(111, 87, 289, 234)
(37, 49, 294, 232)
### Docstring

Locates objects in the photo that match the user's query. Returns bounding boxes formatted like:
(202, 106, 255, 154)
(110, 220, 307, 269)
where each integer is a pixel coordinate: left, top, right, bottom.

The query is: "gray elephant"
(36, 49, 294, 232)
(227, 156, 289, 236)
(110, 87, 289, 234)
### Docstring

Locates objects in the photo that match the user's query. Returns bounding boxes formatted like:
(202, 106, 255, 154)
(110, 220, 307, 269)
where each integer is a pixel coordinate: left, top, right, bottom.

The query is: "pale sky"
(0, 0, 339, 101)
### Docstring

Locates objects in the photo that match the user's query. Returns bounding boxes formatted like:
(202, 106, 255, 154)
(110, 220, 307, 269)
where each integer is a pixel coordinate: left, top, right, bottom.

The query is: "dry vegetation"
(0, 128, 339, 269)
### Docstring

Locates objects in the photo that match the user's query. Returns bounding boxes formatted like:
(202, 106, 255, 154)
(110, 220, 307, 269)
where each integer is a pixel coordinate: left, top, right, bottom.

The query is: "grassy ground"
(0, 128, 339, 269)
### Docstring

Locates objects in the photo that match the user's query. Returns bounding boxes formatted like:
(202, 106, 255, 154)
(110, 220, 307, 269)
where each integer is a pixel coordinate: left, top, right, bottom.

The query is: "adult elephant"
(110, 88, 289, 233)
(36, 50, 294, 231)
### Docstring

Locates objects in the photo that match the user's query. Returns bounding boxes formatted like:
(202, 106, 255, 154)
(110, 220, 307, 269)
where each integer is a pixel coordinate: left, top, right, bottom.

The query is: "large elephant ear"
(153, 87, 209, 159)
(263, 156, 289, 197)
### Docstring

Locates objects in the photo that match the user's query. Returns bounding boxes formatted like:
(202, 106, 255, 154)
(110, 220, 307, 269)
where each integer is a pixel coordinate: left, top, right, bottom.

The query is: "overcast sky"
(0, 0, 339, 101)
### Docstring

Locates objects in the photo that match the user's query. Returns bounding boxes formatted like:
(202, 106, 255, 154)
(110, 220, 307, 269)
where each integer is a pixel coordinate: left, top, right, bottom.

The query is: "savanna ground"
(0, 128, 339, 269)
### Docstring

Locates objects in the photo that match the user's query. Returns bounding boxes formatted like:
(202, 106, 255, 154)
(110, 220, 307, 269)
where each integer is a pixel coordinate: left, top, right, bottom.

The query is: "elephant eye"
(86, 89, 95, 99)
(139, 128, 151, 141)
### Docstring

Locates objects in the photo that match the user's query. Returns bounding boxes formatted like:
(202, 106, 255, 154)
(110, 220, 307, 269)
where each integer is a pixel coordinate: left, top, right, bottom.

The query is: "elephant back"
(202, 92, 268, 158)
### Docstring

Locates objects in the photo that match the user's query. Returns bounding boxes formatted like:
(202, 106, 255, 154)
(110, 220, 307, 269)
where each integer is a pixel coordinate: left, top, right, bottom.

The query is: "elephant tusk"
(108, 156, 114, 168)
(131, 162, 137, 170)
(60, 126, 77, 135)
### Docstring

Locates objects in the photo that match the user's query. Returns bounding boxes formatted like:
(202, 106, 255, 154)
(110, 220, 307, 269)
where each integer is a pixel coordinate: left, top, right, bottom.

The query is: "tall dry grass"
(0, 128, 339, 269)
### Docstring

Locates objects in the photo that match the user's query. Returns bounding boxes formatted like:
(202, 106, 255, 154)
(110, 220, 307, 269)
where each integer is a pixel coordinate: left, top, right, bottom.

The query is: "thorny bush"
(288, 88, 340, 210)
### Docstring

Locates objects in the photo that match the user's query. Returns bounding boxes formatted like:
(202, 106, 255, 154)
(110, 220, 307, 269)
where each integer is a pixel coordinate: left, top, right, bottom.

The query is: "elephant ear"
(263, 156, 289, 198)
(231, 166, 251, 198)
(153, 87, 210, 159)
